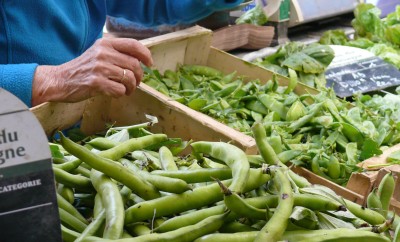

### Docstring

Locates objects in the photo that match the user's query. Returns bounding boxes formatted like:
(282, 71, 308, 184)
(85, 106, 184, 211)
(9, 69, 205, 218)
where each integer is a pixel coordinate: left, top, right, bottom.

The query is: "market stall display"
(30, 23, 400, 212)
(11, 2, 400, 241)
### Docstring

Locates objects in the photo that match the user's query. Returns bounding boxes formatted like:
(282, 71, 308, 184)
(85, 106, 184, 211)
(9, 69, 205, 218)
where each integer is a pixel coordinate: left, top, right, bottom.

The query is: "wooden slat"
(30, 101, 86, 136)
(346, 171, 377, 205)
(107, 83, 258, 154)
(140, 25, 212, 48)
(291, 166, 365, 204)
(80, 95, 112, 135)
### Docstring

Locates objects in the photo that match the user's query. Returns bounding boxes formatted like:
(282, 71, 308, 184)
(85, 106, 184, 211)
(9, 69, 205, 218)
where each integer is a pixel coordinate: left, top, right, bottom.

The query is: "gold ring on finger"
(120, 69, 127, 83)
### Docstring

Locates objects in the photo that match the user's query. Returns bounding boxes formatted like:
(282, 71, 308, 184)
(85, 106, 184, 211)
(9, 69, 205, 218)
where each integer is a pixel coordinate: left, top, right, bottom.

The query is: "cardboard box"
(29, 26, 368, 206)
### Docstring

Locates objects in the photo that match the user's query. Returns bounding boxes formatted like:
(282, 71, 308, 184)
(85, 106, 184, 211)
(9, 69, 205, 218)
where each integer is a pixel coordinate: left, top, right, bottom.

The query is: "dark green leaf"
(359, 138, 382, 160)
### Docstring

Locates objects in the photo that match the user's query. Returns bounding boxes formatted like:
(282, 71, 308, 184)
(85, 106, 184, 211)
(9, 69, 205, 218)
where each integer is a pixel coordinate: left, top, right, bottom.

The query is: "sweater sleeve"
(106, 0, 243, 27)
(0, 63, 38, 107)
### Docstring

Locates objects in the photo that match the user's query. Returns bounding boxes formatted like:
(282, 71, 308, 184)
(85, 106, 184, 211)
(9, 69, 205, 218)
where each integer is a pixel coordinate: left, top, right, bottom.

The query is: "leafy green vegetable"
(319, 4, 400, 69)
(352, 3, 385, 41)
(235, 4, 268, 26)
(369, 43, 400, 68)
(359, 138, 383, 160)
(49, 143, 64, 159)
(319, 30, 349, 45)
(346, 38, 375, 49)
(385, 5, 400, 26)
(385, 25, 400, 46)
(255, 42, 334, 89)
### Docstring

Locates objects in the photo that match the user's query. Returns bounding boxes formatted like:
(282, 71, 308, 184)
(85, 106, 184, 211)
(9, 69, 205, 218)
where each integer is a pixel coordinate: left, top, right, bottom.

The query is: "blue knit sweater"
(0, 0, 242, 107)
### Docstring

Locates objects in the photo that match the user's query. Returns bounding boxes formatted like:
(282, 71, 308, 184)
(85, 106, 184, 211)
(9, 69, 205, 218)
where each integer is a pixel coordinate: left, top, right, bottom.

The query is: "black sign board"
(0, 89, 61, 242)
(325, 45, 400, 98)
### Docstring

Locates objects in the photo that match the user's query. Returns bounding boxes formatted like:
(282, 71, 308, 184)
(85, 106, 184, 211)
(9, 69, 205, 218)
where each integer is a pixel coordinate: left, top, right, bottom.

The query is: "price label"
(325, 45, 400, 98)
(0, 89, 61, 241)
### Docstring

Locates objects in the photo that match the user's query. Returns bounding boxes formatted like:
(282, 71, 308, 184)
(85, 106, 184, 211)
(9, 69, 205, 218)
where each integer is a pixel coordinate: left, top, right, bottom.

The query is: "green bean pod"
(84, 213, 228, 242)
(288, 102, 324, 133)
(57, 184, 75, 204)
(90, 169, 124, 239)
(258, 93, 288, 120)
(66, 134, 168, 170)
(324, 99, 344, 122)
(74, 209, 106, 242)
(93, 194, 104, 221)
(245, 100, 269, 115)
(121, 231, 133, 238)
(119, 186, 132, 205)
(194, 228, 391, 242)
(159, 146, 178, 171)
(120, 158, 191, 194)
(344, 199, 386, 225)
(219, 221, 258, 233)
(53, 166, 94, 193)
(125, 223, 151, 236)
(201, 157, 228, 169)
(156, 191, 344, 233)
(59, 208, 88, 233)
(154, 205, 226, 233)
(98, 134, 168, 161)
(377, 172, 395, 217)
(366, 187, 383, 213)
(150, 168, 232, 183)
(247, 193, 344, 212)
(87, 137, 120, 150)
(278, 150, 302, 164)
(327, 155, 341, 179)
(59, 133, 161, 200)
(57, 193, 88, 225)
(252, 122, 282, 166)
(191, 141, 250, 193)
(61, 225, 81, 242)
(183, 65, 223, 77)
(216, 179, 266, 220)
(296, 229, 391, 242)
(125, 168, 270, 224)
(125, 180, 229, 224)
(54, 158, 83, 172)
(394, 219, 400, 242)
(255, 168, 294, 242)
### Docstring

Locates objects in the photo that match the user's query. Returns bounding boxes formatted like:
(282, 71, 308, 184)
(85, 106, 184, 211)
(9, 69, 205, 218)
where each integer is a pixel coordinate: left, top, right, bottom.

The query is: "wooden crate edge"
(291, 166, 365, 204)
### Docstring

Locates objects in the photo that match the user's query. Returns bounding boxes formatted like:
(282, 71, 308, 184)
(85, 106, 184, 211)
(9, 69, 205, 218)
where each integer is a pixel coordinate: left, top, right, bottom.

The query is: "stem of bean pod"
(254, 168, 294, 242)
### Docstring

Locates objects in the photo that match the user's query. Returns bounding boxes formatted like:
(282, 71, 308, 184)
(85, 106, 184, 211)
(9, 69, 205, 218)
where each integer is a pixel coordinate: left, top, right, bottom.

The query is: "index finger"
(109, 38, 153, 67)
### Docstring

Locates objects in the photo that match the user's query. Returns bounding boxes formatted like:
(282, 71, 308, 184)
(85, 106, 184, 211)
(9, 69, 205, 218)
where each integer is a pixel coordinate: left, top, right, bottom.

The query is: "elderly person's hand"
(31, 38, 153, 106)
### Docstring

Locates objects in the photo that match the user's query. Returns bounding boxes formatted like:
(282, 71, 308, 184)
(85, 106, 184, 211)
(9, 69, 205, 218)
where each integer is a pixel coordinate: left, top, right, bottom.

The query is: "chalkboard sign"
(325, 45, 400, 98)
(0, 89, 62, 242)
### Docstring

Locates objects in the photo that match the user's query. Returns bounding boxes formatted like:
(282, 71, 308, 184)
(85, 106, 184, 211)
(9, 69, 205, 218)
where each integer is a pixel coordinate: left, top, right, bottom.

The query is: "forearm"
(32, 65, 64, 107)
(0, 64, 38, 107)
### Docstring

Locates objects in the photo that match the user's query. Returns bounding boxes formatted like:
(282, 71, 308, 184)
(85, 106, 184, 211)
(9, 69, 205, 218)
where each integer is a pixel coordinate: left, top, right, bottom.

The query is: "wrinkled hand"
(32, 38, 153, 106)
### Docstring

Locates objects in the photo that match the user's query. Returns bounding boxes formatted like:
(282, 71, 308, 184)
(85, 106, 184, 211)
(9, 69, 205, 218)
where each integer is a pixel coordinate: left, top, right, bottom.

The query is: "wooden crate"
(30, 25, 366, 206)
(346, 143, 400, 213)
(31, 26, 317, 154)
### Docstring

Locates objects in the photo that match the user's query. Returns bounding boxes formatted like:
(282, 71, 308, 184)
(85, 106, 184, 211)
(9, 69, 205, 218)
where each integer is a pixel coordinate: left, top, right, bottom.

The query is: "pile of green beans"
(142, 64, 400, 185)
(52, 121, 398, 242)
